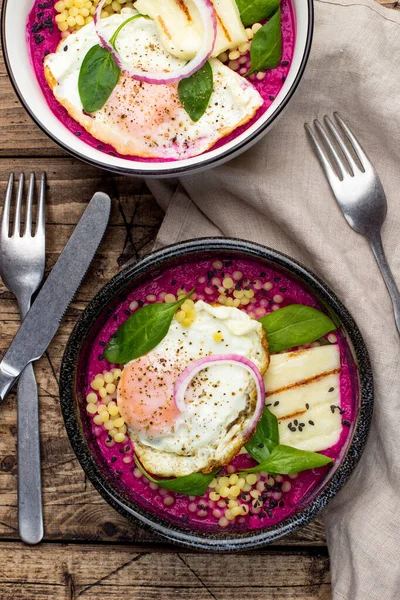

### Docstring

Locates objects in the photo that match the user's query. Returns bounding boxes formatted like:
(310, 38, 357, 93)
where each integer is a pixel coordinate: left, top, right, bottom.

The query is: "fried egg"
(117, 301, 269, 477)
(44, 9, 263, 160)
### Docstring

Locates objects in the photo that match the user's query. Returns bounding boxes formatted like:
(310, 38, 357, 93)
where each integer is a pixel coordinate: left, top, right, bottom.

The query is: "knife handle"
(0, 364, 17, 404)
(17, 362, 44, 544)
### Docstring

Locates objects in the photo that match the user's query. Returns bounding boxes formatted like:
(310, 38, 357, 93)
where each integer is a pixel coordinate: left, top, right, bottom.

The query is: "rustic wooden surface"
(0, 1, 396, 598)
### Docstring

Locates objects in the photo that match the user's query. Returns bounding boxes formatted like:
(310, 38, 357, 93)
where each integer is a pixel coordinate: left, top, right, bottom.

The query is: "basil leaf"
(236, 0, 280, 27)
(134, 457, 220, 496)
(259, 304, 336, 353)
(104, 288, 195, 364)
(78, 14, 146, 113)
(178, 62, 213, 122)
(243, 444, 333, 475)
(245, 407, 279, 463)
(247, 8, 282, 76)
(78, 44, 121, 113)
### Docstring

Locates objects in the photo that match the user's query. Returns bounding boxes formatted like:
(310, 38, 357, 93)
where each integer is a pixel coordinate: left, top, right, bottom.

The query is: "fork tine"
(1, 173, 14, 237)
(334, 112, 372, 170)
(36, 172, 46, 237)
(305, 123, 340, 189)
(13, 173, 24, 237)
(313, 119, 346, 180)
(323, 116, 358, 175)
(25, 173, 35, 237)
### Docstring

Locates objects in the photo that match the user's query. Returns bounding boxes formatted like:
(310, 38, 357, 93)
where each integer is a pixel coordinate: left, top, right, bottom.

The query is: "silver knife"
(0, 191, 111, 403)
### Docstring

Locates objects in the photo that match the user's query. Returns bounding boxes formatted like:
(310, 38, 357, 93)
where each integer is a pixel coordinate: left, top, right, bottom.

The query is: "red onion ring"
(174, 354, 265, 438)
(94, 0, 217, 85)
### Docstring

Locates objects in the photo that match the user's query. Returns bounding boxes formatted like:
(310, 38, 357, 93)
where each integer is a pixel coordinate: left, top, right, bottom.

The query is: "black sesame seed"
(273, 276, 281, 282)
(257, 443, 264, 448)
(329, 387, 334, 393)
(279, 287, 287, 293)
(63, 45, 68, 51)
(282, 75, 286, 82)
(98, 354, 104, 361)
(273, 401, 279, 407)
(342, 420, 351, 427)
(266, 403, 272, 407)
(124, 309, 131, 316)
(299, 423, 305, 427)
(279, 500, 285, 508)
(207, 271, 214, 280)
(288, 422, 292, 428)
(305, 403, 310, 410)
(294, 419, 298, 426)
(260, 272, 266, 277)
(138, 300, 144, 307)
(269, 95, 275, 101)
(281, 60, 289, 66)
(309, 420, 315, 426)
(330, 405, 336, 413)
(111, 456, 117, 463)
(339, 408, 346, 415)
(99, 341, 106, 347)
(171, 280, 177, 285)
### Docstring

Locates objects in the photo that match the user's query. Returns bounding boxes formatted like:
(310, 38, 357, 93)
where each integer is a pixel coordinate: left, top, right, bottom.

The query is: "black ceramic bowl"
(60, 238, 373, 551)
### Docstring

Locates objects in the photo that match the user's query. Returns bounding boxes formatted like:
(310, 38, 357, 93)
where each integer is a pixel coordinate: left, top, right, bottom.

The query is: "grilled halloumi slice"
(264, 346, 344, 452)
(134, 0, 248, 59)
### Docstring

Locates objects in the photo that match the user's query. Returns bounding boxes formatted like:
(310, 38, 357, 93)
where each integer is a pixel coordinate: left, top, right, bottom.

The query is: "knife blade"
(0, 191, 111, 403)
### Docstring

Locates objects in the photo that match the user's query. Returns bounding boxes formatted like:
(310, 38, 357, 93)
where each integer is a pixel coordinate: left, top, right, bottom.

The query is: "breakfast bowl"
(59, 238, 373, 551)
(2, 0, 313, 178)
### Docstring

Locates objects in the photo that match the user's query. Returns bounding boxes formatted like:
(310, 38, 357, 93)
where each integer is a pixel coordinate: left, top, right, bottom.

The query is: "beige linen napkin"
(146, 0, 400, 597)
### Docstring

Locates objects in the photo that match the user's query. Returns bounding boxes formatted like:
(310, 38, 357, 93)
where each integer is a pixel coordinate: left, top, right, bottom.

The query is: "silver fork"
(0, 173, 46, 544)
(305, 113, 400, 336)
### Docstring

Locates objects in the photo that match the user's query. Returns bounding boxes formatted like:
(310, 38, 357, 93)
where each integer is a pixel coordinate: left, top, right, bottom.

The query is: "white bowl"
(1, 0, 313, 178)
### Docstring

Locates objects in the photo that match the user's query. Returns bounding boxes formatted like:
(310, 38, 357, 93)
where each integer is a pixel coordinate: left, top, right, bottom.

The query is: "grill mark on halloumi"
(157, 16, 172, 39)
(277, 409, 307, 422)
(210, 0, 232, 43)
(265, 368, 341, 397)
(174, 0, 192, 21)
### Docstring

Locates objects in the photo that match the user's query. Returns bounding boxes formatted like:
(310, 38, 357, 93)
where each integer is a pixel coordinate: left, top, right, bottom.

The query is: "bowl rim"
(59, 237, 374, 551)
(1, 0, 314, 178)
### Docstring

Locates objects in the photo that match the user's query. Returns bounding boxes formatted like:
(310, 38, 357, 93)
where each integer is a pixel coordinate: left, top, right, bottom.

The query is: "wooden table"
(0, 1, 395, 598)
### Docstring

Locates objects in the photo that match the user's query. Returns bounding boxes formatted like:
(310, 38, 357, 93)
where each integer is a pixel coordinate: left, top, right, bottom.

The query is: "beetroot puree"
(27, 1, 295, 163)
(81, 258, 358, 533)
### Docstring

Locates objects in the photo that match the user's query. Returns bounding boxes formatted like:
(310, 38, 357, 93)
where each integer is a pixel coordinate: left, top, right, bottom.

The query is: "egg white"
(118, 301, 269, 477)
(44, 9, 264, 160)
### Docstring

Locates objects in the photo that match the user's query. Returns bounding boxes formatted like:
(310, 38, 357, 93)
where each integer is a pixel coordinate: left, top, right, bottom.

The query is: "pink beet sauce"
(78, 257, 358, 533)
(27, 1, 295, 162)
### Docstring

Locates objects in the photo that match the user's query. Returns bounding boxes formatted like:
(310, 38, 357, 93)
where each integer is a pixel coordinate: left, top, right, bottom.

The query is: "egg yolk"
(117, 355, 181, 436)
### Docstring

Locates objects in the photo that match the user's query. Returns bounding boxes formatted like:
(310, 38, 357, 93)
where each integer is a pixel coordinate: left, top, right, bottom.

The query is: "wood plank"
(0, 542, 331, 600)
